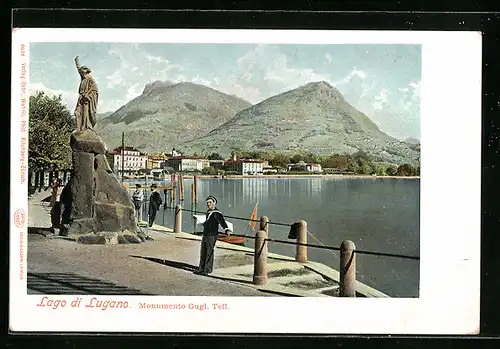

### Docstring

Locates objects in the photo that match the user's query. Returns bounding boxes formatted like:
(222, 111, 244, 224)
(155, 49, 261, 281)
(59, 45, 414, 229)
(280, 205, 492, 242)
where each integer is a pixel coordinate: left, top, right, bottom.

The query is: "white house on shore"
(165, 156, 210, 172)
(108, 146, 148, 174)
(224, 159, 264, 175)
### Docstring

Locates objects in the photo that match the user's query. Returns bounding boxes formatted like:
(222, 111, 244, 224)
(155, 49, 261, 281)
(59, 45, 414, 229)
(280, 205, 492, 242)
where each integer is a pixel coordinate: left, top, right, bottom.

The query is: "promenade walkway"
(27, 191, 387, 297)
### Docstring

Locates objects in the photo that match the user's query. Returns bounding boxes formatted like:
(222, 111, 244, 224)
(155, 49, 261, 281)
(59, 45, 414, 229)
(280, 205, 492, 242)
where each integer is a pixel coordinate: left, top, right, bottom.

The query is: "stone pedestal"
(60, 129, 145, 244)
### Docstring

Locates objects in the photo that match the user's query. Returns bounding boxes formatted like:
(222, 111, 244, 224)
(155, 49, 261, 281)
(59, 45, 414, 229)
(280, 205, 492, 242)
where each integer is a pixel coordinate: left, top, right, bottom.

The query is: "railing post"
(253, 229, 268, 285)
(259, 215, 269, 233)
(295, 220, 307, 263)
(340, 240, 356, 297)
(174, 204, 182, 233)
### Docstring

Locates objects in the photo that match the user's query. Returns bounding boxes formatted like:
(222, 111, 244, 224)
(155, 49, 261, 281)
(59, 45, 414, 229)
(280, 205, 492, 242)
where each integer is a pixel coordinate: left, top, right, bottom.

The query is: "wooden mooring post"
(179, 174, 184, 201)
(193, 175, 198, 203)
(340, 240, 356, 297)
(191, 183, 195, 203)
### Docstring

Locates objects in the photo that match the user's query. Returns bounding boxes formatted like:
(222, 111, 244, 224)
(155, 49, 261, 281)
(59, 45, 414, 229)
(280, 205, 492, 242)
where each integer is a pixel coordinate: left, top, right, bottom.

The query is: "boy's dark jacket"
(202, 208, 229, 236)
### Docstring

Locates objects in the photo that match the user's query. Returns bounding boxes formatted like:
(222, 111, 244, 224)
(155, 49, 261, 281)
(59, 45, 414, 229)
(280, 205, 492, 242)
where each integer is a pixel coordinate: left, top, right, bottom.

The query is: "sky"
(29, 42, 421, 141)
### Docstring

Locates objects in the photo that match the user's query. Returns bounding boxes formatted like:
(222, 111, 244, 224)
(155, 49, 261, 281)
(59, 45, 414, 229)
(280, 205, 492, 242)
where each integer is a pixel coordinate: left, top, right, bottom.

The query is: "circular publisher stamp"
(14, 208, 25, 228)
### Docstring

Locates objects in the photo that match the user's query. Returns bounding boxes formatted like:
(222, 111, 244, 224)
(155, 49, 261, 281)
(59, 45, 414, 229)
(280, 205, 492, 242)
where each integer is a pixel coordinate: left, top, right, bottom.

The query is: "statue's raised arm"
(75, 56, 81, 72)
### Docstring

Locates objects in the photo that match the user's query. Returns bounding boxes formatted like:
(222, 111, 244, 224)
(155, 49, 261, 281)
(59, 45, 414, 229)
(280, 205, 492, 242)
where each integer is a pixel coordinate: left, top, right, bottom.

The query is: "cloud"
(29, 82, 78, 113)
(399, 81, 421, 112)
(372, 88, 390, 111)
(30, 82, 126, 114)
(191, 74, 212, 87)
(332, 68, 367, 87)
(212, 45, 330, 103)
(126, 83, 142, 101)
(409, 81, 420, 98)
(105, 44, 185, 90)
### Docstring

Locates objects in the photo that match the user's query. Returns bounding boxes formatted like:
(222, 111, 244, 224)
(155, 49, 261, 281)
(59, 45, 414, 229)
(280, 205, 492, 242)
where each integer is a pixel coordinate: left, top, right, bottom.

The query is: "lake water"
(132, 177, 420, 298)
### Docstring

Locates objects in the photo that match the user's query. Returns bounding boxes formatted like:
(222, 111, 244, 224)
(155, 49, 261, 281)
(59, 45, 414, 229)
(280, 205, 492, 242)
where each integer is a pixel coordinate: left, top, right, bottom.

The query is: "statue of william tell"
(74, 56, 98, 131)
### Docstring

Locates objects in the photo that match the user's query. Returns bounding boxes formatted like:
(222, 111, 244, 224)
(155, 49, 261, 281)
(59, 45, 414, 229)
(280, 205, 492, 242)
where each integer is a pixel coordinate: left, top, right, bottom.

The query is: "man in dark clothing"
(194, 196, 232, 275)
(148, 183, 163, 227)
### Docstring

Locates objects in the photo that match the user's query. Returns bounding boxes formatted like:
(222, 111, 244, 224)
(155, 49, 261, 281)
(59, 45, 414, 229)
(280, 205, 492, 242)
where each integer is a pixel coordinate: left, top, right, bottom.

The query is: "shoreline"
(124, 174, 420, 180)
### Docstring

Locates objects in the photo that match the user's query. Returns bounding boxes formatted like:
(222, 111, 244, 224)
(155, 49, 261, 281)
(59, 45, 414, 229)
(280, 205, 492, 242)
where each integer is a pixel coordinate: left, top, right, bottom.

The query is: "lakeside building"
(287, 161, 323, 173)
(165, 156, 210, 172)
(170, 148, 182, 157)
(209, 159, 225, 170)
(224, 159, 264, 175)
(107, 146, 148, 174)
(147, 154, 166, 170)
(261, 160, 285, 174)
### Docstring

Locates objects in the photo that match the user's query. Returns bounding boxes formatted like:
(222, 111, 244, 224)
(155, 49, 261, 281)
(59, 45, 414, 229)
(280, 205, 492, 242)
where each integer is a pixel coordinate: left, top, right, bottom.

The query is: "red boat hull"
(218, 233, 245, 245)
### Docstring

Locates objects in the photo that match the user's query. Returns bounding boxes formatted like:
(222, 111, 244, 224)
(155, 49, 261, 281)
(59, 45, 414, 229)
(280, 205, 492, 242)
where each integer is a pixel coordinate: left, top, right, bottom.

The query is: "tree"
(386, 165, 398, 176)
(333, 155, 349, 169)
(207, 153, 224, 160)
(269, 152, 290, 167)
(346, 160, 359, 173)
(397, 163, 416, 176)
(359, 163, 373, 175)
(375, 165, 386, 176)
(321, 155, 336, 168)
(29, 91, 75, 171)
(257, 151, 276, 162)
(353, 150, 369, 161)
(202, 166, 217, 175)
(291, 154, 303, 163)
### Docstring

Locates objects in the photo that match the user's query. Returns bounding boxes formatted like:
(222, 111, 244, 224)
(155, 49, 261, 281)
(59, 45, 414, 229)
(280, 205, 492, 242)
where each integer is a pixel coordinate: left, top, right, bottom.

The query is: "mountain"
(405, 137, 420, 145)
(96, 111, 113, 120)
(177, 81, 420, 165)
(94, 81, 252, 153)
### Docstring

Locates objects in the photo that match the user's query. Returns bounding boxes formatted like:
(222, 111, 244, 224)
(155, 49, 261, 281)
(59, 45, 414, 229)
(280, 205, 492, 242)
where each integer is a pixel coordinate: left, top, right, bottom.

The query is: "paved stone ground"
(26, 192, 386, 298)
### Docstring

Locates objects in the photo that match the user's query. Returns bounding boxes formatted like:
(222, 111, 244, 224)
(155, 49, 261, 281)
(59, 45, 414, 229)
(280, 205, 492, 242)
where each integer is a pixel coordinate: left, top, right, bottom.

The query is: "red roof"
(167, 156, 207, 160)
(225, 159, 264, 164)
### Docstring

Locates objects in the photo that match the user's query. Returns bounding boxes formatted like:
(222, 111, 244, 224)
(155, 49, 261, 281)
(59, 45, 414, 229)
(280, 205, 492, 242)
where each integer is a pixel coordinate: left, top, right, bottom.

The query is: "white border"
(10, 28, 482, 334)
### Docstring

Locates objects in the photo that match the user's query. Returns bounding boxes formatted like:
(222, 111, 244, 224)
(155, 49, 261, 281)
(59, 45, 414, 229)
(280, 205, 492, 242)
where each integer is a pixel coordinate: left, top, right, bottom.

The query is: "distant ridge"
(178, 81, 419, 165)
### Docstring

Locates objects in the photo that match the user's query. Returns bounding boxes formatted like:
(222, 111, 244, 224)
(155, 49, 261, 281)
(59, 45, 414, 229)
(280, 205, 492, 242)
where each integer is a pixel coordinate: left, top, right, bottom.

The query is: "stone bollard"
(295, 220, 308, 263)
(340, 240, 356, 297)
(253, 229, 268, 285)
(259, 215, 269, 233)
(174, 204, 182, 233)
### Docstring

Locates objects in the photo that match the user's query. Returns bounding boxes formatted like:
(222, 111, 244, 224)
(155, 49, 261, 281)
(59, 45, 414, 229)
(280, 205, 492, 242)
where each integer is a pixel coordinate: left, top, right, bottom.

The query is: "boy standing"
(194, 196, 232, 275)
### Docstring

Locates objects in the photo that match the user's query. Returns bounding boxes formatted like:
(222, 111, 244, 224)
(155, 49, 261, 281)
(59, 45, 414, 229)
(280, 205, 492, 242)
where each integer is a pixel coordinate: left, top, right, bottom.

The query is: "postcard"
(10, 28, 481, 334)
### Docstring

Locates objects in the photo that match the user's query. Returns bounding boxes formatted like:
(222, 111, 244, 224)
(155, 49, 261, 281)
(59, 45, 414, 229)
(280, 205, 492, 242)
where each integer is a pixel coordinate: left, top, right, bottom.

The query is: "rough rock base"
(60, 129, 141, 244)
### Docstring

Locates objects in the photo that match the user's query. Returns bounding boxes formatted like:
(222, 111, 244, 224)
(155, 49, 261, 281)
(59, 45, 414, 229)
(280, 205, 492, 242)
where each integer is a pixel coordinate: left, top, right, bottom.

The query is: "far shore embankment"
(124, 174, 420, 181)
